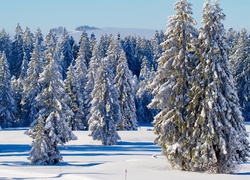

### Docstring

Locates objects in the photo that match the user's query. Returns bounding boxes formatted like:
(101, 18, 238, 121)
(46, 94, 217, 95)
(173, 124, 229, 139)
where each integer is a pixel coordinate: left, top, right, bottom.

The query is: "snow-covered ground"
(0, 124, 249, 180)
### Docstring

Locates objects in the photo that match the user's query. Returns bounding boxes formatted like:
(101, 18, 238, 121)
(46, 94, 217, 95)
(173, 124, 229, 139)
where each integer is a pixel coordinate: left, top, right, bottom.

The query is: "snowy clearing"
(0, 124, 249, 180)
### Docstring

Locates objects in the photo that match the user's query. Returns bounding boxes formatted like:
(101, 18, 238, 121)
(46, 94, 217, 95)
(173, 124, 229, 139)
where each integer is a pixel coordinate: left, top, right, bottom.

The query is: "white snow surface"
(0, 124, 250, 180)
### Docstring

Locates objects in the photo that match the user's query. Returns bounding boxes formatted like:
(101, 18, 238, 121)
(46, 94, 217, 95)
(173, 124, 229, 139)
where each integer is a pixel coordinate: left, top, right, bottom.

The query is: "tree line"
(0, 0, 249, 173)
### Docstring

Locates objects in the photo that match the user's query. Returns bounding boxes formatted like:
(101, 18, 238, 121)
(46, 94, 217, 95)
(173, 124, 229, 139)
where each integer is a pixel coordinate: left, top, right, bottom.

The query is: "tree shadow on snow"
(0, 144, 30, 157)
(234, 172, 250, 176)
(60, 141, 161, 157)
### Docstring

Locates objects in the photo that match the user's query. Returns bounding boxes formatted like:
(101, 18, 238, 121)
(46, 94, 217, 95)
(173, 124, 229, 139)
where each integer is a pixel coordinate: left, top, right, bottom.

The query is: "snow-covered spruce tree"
(186, 0, 249, 173)
(85, 44, 101, 122)
(26, 49, 77, 165)
(0, 52, 16, 128)
(64, 51, 88, 130)
(88, 59, 121, 145)
(137, 57, 157, 124)
(114, 51, 138, 130)
(23, 27, 34, 62)
(0, 29, 12, 64)
(151, 30, 164, 70)
(56, 28, 74, 79)
(78, 30, 92, 68)
(148, 0, 198, 171)
(21, 30, 45, 127)
(64, 63, 84, 130)
(106, 35, 123, 77)
(121, 35, 139, 76)
(229, 28, 250, 121)
(10, 23, 24, 78)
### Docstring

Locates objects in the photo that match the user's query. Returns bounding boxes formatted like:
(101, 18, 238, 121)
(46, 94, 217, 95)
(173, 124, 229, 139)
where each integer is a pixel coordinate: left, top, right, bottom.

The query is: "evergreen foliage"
(21, 30, 45, 127)
(187, 0, 249, 173)
(114, 51, 138, 130)
(26, 49, 77, 165)
(148, 0, 200, 172)
(0, 52, 16, 128)
(10, 24, 24, 78)
(88, 59, 121, 145)
(229, 28, 250, 121)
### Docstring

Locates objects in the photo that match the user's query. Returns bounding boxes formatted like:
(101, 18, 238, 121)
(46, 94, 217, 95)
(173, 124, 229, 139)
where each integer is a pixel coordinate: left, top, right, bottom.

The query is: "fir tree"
(148, 0, 198, 172)
(57, 28, 74, 79)
(88, 59, 121, 145)
(114, 51, 138, 130)
(0, 29, 12, 64)
(78, 30, 91, 68)
(23, 27, 34, 62)
(186, 0, 249, 173)
(85, 44, 101, 122)
(0, 52, 16, 128)
(26, 49, 77, 165)
(10, 23, 24, 78)
(229, 28, 250, 121)
(137, 57, 157, 124)
(21, 30, 45, 127)
(64, 63, 83, 130)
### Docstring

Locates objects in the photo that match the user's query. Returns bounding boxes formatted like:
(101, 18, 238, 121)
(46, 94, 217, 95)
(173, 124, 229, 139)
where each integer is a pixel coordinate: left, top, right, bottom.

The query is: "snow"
(0, 124, 250, 180)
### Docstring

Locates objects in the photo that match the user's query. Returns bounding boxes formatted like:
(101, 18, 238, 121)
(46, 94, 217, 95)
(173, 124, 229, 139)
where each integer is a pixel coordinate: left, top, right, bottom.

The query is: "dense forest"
(0, 0, 249, 173)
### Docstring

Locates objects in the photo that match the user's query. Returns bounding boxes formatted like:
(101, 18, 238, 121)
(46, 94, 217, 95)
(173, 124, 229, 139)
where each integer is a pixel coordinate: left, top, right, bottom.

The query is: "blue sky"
(0, 0, 249, 34)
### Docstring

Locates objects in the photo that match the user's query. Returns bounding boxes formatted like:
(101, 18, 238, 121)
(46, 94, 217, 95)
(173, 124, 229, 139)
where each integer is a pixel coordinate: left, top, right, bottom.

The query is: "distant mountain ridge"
(69, 27, 160, 41)
(75, 25, 100, 31)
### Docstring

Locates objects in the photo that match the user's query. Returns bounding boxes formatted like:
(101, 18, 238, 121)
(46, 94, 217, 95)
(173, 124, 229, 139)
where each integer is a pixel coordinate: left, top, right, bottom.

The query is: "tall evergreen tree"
(0, 29, 12, 64)
(26, 49, 77, 165)
(186, 0, 249, 173)
(78, 30, 91, 67)
(0, 52, 16, 128)
(57, 28, 74, 79)
(137, 57, 157, 124)
(88, 59, 121, 145)
(114, 51, 138, 130)
(85, 44, 101, 122)
(229, 28, 250, 121)
(21, 30, 45, 127)
(64, 63, 84, 130)
(10, 23, 24, 78)
(148, 0, 198, 172)
(23, 27, 34, 62)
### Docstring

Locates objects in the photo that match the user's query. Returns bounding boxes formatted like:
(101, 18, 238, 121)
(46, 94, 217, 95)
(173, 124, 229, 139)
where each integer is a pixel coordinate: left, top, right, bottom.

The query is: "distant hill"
(75, 25, 100, 31)
(69, 27, 160, 42)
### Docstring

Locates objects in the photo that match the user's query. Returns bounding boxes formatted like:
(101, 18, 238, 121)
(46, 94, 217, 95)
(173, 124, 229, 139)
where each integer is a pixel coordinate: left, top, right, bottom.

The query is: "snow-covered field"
(0, 124, 249, 180)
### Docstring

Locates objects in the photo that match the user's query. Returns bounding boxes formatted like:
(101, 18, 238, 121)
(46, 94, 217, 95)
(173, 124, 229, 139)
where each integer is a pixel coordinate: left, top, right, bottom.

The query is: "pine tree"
(106, 35, 123, 77)
(78, 30, 91, 67)
(23, 27, 34, 62)
(151, 30, 164, 70)
(0, 52, 16, 128)
(56, 28, 74, 79)
(88, 59, 121, 145)
(114, 51, 138, 130)
(10, 23, 24, 78)
(229, 28, 250, 121)
(137, 57, 157, 124)
(85, 44, 101, 122)
(186, 0, 249, 173)
(21, 30, 45, 127)
(121, 35, 138, 76)
(26, 49, 77, 165)
(64, 63, 83, 130)
(0, 29, 12, 64)
(64, 51, 88, 130)
(148, 0, 198, 171)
